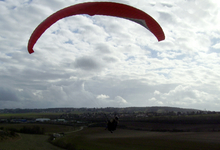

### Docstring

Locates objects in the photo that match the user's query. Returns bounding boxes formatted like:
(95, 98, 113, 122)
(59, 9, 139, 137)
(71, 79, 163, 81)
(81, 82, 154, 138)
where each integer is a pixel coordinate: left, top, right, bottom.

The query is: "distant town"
(0, 107, 219, 124)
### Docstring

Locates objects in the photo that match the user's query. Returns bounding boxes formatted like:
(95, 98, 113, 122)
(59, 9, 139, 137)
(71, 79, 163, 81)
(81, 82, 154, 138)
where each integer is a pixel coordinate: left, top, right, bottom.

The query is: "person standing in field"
(106, 116, 119, 133)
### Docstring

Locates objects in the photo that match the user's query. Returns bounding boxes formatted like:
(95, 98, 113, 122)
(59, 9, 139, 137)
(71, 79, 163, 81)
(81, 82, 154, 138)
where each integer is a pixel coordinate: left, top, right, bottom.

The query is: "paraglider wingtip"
(28, 47, 34, 54)
(28, 49, 34, 54)
(158, 36, 165, 42)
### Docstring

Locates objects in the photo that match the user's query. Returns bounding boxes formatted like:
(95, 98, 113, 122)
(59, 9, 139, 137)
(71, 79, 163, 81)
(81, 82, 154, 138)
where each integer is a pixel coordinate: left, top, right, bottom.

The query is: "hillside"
(0, 106, 202, 114)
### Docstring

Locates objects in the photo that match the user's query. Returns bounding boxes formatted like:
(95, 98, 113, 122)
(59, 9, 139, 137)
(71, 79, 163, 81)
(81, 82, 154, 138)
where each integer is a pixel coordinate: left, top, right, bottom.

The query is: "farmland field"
(1, 124, 220, 150)
(0, 123, 77, 134)
(0, 112, 63, 119)
(0, 123, 77, 150)
(0, 133, 63, 150)
(52, 127, 220, 150)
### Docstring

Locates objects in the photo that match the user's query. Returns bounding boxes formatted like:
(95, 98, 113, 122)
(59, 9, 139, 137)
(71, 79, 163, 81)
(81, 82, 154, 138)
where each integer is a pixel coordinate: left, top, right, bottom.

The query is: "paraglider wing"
(28, 2, 165, 54)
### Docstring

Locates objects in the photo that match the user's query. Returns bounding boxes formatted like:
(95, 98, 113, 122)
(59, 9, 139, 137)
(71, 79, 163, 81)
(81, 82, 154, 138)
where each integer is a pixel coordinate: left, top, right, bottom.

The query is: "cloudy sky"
(0, 0, 220, 111)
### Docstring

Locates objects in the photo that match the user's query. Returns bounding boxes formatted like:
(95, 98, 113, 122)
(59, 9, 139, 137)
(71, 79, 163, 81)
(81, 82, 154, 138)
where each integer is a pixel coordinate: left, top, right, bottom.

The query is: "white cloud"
(154, 90, 161, 95)
(151, 85, 220, 110)
(115, 96, 128, 104)
(97, 94, 110, 99)
(212, 43, 220, 49)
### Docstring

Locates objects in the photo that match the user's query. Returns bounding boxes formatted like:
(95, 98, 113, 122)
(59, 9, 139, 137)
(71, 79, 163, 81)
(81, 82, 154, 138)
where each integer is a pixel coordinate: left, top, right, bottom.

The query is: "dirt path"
(64, 126, 84, 134)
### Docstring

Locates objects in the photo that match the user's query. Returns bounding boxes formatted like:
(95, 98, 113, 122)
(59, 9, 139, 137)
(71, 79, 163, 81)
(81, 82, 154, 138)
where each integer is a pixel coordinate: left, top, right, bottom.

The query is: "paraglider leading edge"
(28, 2, 165, 54)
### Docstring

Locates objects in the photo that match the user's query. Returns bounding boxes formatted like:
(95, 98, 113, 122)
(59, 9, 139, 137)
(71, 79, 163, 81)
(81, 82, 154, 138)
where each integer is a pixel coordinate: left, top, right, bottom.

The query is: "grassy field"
(0, 123, 77, 134)
(0, 123, 78, 150)
(1, 124, 220, 150)
(119, 121, 220, 132)
(0, 133, 63, 150)
(52, 127, 220, 150)
(0, 113, 63, 119)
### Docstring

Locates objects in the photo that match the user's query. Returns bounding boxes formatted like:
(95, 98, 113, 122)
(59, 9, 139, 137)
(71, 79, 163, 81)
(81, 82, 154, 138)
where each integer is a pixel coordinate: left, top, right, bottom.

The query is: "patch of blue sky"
(27, 0, 33, 4)
(52, 30, 60, 35)
(125, 56, 135, 61)
(71, 29, 80, 34)
(210, 38, 220, 53)
(211, 37, 220, 44)
(173, 54, 185, 60)
(5, 53, 12, 57)
(139, 45, 160, 59)
(145, 67, 173, 78)
(81, 14, 92, 18)
(157, 48, 185, 60)
(150, 49, 158, 58)
(105, 35, 113, 42)
(65, 40, 73, 45)
(157, 72, 170, 78)
(141, 43, 186, 60)
(210, 49, 220, 53)
(11, 6, 16, 10)
(158, 53, 186, 60)
(0, 35, 6, 39)
(209, 49, 220, 54)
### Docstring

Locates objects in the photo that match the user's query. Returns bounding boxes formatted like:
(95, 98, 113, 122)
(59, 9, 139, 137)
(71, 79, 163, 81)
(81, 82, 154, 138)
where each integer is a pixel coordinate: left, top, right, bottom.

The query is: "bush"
(19, 126, 45, 134)
(0, 130, 18, 141)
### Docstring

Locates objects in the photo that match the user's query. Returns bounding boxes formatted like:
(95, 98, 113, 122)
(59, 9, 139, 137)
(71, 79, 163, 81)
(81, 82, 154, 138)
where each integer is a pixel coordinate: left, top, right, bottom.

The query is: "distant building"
(35, 118, 50, 122)
(136, 114, 148, 118)
(11, 119, 27, 123)
(56, 119, 66, 122)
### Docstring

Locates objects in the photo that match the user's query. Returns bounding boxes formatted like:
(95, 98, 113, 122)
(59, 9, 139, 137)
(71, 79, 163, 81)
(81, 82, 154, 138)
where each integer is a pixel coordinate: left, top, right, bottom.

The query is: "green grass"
(0, 124, 79, 150)
(0, 133, 62, 150)
(0, 123, 77, 134)
(96, 138, 220, 150)
(52, 127, 220, 150)
(0, 112, 63, 119)
(1, 125, 220, 150)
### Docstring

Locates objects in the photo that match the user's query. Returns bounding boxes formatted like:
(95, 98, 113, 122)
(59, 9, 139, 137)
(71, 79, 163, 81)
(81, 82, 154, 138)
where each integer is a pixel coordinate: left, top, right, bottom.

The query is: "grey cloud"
(159, 12, 176, 24)
(160, 3, 173, 8)
(95, 43, 112, 54)
(102, 56, 118, 63)
(0, 87, 19, 101)
(74, 56, 103, 71)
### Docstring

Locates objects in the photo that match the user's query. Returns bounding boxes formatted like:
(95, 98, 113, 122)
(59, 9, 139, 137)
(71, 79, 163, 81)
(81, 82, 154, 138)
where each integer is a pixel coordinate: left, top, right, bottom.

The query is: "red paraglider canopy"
(28, 2, 165, 54)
